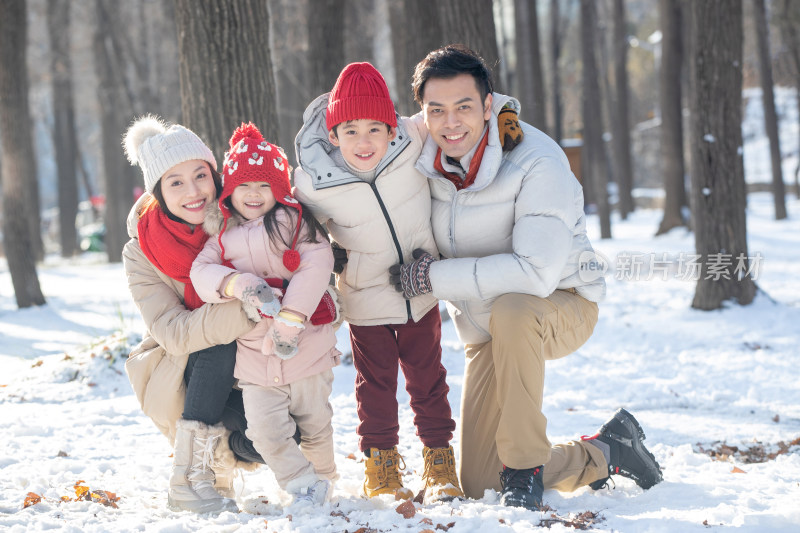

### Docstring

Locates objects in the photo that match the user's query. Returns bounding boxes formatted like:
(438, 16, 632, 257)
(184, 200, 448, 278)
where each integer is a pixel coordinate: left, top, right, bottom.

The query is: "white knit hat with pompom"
(122, 115, 216, 193)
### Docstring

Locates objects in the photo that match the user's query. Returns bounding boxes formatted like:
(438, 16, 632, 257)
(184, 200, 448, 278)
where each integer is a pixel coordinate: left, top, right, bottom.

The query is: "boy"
(292, 62, 462, 504)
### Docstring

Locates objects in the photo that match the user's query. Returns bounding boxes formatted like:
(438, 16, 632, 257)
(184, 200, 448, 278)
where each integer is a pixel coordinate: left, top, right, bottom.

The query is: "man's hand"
(498, 105, 523, 151)
(331, 241, 348, 275)
(388, 249, 436, 300)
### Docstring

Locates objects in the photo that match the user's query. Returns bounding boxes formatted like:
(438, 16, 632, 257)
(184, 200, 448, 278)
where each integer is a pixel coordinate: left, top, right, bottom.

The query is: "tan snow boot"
(167, 419, 239, 514)
(363, 447, 414, 499)
(421, 445, 464, 504)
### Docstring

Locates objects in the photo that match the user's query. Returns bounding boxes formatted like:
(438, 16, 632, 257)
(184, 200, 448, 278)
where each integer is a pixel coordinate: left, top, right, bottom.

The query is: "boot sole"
(610, 408, 663, 489)
(167, 495, 239, 514)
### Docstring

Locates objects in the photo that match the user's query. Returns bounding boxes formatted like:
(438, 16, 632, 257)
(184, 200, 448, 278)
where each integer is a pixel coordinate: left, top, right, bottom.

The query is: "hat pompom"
(123, 115, 167, 165)
(229, 122, 263, 148)
(283, 249, 301, 272)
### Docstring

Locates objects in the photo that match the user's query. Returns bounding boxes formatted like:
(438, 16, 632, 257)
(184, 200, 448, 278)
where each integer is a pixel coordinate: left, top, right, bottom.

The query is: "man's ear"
(483, 93, 493, 121)
(328, 129, 340, 146)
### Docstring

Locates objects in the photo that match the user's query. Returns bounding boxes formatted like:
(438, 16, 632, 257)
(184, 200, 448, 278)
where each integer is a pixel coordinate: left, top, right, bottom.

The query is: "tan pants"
(240, 370, 337, 489)
(459, 290, 608, 499)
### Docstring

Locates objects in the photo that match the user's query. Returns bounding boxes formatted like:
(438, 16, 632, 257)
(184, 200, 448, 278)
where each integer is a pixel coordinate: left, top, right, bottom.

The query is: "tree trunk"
(94, 0, 136, 263)
(752, 0, 787, 220)
(436, 0, 501, 92)
(389, 0, 442, 116)
(656, 0, 688, 235)
(48, 0, 80, 257)
(689, 0, 755, 310)
(0, 0, 46, 307)
(778, 0, 800, 195)
(611, 0, 634, 219)
(514, 0, 547, 131)
(270, 0, 311, 154)
(306, 0, 346, 106)
(175, 0, 279, 158)
(550, 0, 563, 143)
(581, 0, 611, 238)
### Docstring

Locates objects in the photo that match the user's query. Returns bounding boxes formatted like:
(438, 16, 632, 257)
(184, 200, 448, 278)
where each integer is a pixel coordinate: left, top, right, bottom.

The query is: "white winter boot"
(167, 419, 239, 514)
(285, 473, 332, 505)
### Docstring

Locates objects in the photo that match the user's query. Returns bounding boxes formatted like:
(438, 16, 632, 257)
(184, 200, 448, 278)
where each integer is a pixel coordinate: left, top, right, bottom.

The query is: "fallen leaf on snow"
(731, 466, 746, 474)
(396, 499, 415, 518)
(23, 492, 42, 508)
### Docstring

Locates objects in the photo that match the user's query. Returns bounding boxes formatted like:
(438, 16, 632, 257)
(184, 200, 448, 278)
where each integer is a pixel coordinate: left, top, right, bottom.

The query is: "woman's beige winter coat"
(293, 93, 438, 326)
(122, 195, 254, 446)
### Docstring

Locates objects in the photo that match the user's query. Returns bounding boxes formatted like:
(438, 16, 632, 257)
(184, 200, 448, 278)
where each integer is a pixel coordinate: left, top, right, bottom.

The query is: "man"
(390, 44, 662, 510)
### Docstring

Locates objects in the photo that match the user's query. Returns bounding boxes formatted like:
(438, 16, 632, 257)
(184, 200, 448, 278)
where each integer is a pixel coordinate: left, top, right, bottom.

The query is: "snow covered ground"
(1, 191, 799, 532)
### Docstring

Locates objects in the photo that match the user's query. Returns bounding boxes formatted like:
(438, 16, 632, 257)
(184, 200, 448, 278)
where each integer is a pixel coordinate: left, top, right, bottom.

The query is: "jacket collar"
(416, 92, 520, 192)
(294, 92, 412, 191)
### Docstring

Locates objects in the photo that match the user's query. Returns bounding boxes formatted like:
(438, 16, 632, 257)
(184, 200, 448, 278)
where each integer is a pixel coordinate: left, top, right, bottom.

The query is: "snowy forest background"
(1, 0, 800, 531)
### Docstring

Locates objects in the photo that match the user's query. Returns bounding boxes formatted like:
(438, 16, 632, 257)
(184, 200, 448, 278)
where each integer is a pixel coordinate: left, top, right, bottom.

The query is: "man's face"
(422, 73, 492, 161)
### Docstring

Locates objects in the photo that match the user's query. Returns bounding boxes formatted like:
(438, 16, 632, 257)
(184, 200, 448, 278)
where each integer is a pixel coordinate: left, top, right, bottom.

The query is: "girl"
(191, 123, 340, 505)
(122, 116, 264, 514)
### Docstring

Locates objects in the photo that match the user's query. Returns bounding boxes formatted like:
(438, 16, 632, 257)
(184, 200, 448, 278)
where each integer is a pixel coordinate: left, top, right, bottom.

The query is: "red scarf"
(433, 128, 490, 191)
(137, 205, 209, 310)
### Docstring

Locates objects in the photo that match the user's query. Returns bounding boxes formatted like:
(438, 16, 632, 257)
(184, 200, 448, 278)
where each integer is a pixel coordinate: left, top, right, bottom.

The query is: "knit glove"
(264, 312, 305, 360)
(331, 241, 348, 275)
(310, 286, 342, 327)
(388, 249, 436, 300)
(230, 273, 282, 318)
(498, 104, 523, 151)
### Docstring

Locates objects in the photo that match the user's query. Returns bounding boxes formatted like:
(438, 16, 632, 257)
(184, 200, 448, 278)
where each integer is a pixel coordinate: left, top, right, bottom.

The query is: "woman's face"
(159, 160, 216, 226)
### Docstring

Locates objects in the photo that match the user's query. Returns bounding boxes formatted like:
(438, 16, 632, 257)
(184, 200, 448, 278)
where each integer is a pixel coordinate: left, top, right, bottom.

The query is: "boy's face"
(329, 119, 397, 172)
(231, 181, 276, 221)
(422, 73, 492, 161)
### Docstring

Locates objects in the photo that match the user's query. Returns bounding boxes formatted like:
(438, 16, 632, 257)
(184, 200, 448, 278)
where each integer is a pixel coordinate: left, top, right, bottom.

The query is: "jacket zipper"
(369, 182, 412, 321)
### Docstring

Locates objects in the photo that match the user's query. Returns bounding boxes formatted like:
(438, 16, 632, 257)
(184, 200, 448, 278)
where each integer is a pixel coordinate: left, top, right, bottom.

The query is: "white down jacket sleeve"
(428, 155, 578, 302)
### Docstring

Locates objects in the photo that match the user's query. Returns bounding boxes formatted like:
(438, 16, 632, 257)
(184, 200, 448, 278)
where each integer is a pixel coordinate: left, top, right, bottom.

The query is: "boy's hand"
(498, 105, 523, 151)
(331, 241, 348, 274)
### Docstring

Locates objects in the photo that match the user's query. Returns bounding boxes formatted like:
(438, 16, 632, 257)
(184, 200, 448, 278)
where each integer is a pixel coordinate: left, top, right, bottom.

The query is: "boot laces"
(188, 433, 220, 484)
(375, 449, 405, 488)
(423, 448, 457, 487)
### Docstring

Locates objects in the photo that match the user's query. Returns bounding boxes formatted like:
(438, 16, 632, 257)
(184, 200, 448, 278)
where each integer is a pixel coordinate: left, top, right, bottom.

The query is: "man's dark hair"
(411, 44, 494, 107)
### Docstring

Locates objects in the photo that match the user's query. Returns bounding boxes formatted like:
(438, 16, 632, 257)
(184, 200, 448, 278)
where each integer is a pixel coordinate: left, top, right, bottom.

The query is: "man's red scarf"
(433, 128, 490, 191)
(137, 205, 208, 310)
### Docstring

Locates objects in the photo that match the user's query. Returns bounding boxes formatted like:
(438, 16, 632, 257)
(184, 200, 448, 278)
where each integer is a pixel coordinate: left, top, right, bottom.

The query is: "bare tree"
(436, 0, 501, 90)
(389, 0, 442, 116)
(656, 0, 688, 235)
(514, 0, 547, 131)
(550, 0, 564, 143)
(94, 0, 137, 262)
(0, 0, 46, 307)
(777, 0, 800, 195)
(610, 0, 634, 219)
(752, 0, 787, 220)
(48, 0, 80, 257)
(689, 0, 755, 310)
(175, 0, 279, 159)
(581, 0, 611, 238)
(307, 0, 346, 102)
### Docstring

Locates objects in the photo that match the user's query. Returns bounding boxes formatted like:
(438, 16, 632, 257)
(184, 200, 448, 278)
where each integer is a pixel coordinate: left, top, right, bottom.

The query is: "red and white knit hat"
(219, 122, 302, 271)
(326, 62, 398, 131)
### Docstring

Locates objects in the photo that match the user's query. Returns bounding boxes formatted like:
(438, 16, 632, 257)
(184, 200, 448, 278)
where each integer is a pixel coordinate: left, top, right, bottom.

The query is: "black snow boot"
(583, 408, 663, 490)
(499, 465, 544, 510)
(228, 430, 266, 464)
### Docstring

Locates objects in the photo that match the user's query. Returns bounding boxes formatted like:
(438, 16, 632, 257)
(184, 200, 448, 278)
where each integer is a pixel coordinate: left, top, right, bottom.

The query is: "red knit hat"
(219, 123, 302, 271)
(326, 62, 398, 131)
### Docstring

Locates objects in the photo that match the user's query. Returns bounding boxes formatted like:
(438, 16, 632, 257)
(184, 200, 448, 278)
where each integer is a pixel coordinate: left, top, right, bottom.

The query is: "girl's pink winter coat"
(190, 207, 340, 387)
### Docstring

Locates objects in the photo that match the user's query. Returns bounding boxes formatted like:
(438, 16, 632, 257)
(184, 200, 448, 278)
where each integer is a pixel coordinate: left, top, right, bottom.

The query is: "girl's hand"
(265, 311, 305, 360)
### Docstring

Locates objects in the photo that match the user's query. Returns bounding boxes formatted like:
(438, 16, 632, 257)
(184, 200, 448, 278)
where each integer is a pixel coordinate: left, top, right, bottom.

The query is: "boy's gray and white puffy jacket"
(415, 93, 606, 345)
(293, 93, 438, 326)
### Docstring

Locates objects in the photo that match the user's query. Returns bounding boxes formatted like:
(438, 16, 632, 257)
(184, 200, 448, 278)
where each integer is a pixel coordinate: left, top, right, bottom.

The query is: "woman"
(121, 115, 262, 514)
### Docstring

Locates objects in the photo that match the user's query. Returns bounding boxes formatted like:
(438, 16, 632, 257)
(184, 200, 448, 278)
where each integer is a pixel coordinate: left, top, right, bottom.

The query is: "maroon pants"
(349, 306, 455, 451)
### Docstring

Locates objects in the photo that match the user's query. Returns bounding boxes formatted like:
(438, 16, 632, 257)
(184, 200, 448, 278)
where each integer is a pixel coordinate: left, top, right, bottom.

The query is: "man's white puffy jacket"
(415, 93, 606, 345)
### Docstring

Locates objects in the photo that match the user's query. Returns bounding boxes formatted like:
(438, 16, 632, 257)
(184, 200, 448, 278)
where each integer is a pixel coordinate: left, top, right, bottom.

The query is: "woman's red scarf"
(137, 204, 208, 310)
